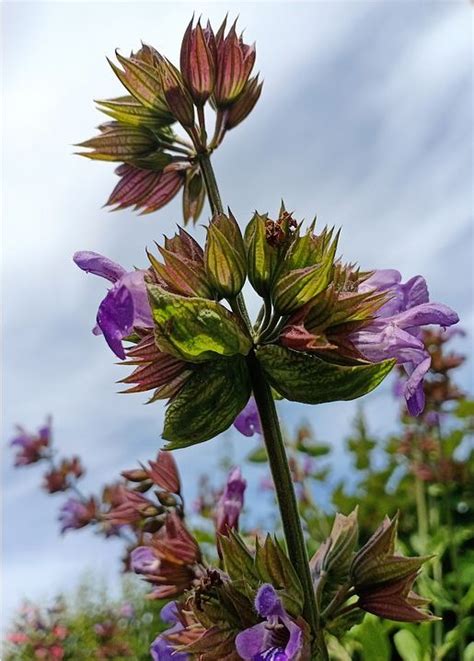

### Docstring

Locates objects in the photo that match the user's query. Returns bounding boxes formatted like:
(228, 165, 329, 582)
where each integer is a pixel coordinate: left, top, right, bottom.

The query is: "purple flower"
(233, 397, 262, 437)
(130, 546, 160, 575)
(73, 251, 153, 359)
(119, 602, 135, 619)
(235, 584, 304, 661)
(58, 497, 95, 533)
(150, 602, 189, 661)
(350, 270, 458, 416)
(10, 419, 51, 466)
(216, 467, 247, 536)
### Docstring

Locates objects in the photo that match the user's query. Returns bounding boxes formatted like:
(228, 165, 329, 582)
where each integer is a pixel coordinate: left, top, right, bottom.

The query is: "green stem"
(200, 151, 323, 653)
(247, 352, 326, 659)
(415, 474, 429, 545)
(198, 153, 224, 215)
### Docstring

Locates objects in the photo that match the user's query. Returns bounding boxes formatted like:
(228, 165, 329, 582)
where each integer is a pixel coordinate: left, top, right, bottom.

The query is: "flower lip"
(73, 251, 127, 283)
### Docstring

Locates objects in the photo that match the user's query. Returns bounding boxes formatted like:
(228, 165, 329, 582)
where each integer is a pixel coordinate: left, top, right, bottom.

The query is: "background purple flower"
(233, 397, 262, 437)
(73, 251, 152, 359)
(130, 546, 160, 575)
(58, 498, 94, 534)
(351, 270, 458, 415)
(216, 467, 247, 535)
(10, 419, 51, 466)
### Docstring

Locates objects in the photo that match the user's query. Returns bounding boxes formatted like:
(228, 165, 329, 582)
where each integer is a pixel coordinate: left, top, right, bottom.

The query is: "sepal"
(205, 212, 247, 298)
(147, 286, 252, 362)
(256, 345, 395, 404)
(163, 356, 251, 447)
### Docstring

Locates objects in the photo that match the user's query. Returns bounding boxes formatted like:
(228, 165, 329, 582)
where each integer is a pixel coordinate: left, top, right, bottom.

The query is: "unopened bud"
(180, 18, 216, 105)
(121, 468, 149, 482)
(160, 59, 195, 128)
(225, 75, 263, 130)
(205, 211, 247, 297)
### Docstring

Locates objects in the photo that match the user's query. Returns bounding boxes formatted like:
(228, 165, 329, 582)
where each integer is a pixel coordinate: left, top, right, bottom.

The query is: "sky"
(2, 0, 473, 630)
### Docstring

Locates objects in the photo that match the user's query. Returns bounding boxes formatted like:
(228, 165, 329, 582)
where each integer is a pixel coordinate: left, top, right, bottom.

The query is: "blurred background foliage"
(5, 331, 473, 660)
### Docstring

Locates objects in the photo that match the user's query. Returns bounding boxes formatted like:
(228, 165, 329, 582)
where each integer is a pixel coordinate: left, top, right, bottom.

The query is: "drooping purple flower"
(130, 546, 160, 575)
(73, 251, 153, 359)
(235, 584, 304, 661)
(350, 270, 458, 416)
(216, 467, 247, 536)
(233, 397, 262, 437)
(58, 497, 95, 534)
(10, 418, 51, 466)
(150, 601, 189, 661)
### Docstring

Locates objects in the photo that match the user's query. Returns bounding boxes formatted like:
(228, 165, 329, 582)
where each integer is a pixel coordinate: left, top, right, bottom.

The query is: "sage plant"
(71, 15, 459, 660)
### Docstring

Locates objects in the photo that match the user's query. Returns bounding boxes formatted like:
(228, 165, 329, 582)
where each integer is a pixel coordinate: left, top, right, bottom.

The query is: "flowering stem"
(247, 352, 325, 658)
(198, 152, 224, 215)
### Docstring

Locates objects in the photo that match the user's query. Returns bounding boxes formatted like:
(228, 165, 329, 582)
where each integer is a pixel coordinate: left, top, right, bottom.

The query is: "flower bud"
(121, 468, 149, 482)
(244, 212, 277, 296)
(205, 211, 247, 298)
(216, 467, 246, 536)
(160, 58, 195, 128)
(214, 18, 256, 108)
(180, 18, 216, 105)
(225, 75, 263, 130)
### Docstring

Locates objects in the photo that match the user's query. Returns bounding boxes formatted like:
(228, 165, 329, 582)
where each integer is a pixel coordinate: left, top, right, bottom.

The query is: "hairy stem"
(247, 352, 326, 658)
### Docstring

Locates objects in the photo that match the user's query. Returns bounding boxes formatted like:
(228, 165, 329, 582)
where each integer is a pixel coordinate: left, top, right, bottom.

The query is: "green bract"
(205, 213, 247, 298)
(148, 285, 252, 362)
(163, 356, 251, 447)
(256, 345, 395, 404)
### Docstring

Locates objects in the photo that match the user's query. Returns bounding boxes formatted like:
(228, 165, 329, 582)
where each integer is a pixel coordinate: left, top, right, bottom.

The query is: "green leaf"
(148, 285, 252, 362)
(247, 446, 268, 463)
(351, 614, 390, 661)
(255, 536, 304, 614)
(163, 356, 251, 447)
(256, 345, 395, 404)
(219, 530, 260, 589)
(297, 441, 331, 457)
(394, 629, 422, 661)
(455, 399, 474, 418)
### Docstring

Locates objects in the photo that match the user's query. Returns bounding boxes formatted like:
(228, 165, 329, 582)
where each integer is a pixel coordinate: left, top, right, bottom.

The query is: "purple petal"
(160, 601, 180, 625)
(73, 251, 127, 283)
(130, 546, 159, 574)
(150, 633, 188, 661)
(351, 324, 427, 365)
(255, 584, 285, 618)
(401, 276, 429, 308)
(233, 397, 262, 437)
(384, 303, 459, 331)
(216, 467, 247, 534)
(235, 623, 269, 660)
(362, 270, 401, 291)
(120, 269, 153, 328)
(254, 650, 288, 661)
(96, 285, 134, 359)
(284, 618, 304, 658)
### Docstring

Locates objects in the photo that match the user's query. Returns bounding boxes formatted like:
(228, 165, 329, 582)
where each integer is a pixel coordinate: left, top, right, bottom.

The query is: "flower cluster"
(75, 206, 458, 453)
(136, 509, 434, 660)
(77, 17, 261, 223)
(10, 418, 51, 466)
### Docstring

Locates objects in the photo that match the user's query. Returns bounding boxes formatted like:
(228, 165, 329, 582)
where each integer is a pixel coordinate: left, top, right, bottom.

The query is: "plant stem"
(197, 152, 224, 215)
(247, 352, 326, 659)
(199, 151, 323, 653)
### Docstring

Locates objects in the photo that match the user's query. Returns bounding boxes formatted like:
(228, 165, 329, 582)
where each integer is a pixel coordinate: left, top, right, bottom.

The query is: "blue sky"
(2, 0, 472, 629)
